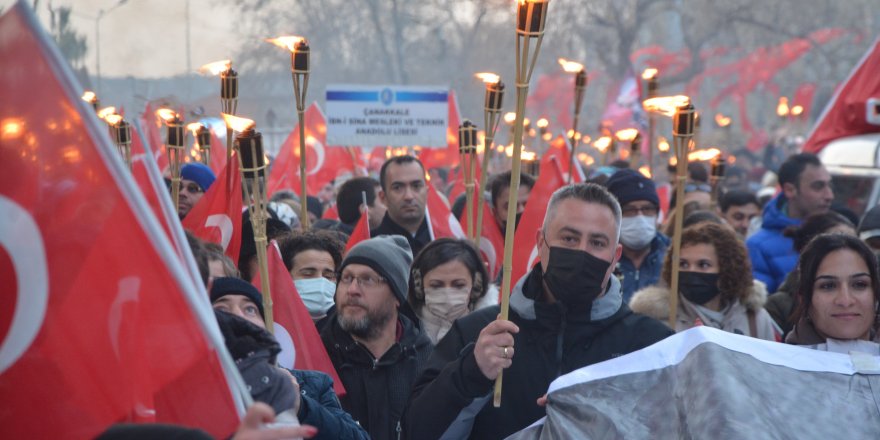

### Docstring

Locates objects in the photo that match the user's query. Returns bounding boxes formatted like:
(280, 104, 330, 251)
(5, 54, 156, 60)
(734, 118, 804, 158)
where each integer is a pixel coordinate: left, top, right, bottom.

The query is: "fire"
(522, 151, 537, 161)
(81, 91, 96, 102)
(577, 152, 595, 166)
(504, 112, 517, 124)
(715, 113, 731, 127)
(791, 105, 804, 116)
(1, 118, 25, 140)
(542, 132, 553, 141)
(266, 35, 306, 52)
(688, 148, 721, 162)
(639, 165, 652, 178)
(641, 68, 658, 80)
(669, 156, 677, 167)
(199, 59, 231, 75)
(96, 106, 117, 119)
(186, 122, 204, 136)
(593, 136, 612, 153)
(558, 58, 584, 73)
(475, 72, 501, 84)
(104, 114, 123, 125)
(615, 128, 639, 142)
(156, 108, 179, 123)
(777, 97, 790, 117)
(658, 136, 670, 153)
(221, 113, 255, 132)
(536, 118, 549, 128)
(643, 95, 690, 117)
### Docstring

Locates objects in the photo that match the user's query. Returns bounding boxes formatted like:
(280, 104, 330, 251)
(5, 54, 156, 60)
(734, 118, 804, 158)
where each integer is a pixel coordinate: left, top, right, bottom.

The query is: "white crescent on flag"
(0, 195, 49, 375)
(108, 277, 140, 359)
(205, 214, 234, 250)
(478, 237, 498, 277)
(306, 137, 326, 176)
(273, 322, 297, 370)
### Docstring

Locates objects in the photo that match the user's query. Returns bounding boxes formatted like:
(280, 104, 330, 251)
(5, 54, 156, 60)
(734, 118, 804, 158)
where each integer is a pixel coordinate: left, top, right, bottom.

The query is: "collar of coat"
(628, 279, 768, 323)
(508, 263, 624, 323)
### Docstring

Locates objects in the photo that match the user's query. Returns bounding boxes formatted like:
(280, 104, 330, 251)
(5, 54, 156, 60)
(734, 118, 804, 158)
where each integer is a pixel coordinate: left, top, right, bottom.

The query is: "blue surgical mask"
(294, 277, 337, 319)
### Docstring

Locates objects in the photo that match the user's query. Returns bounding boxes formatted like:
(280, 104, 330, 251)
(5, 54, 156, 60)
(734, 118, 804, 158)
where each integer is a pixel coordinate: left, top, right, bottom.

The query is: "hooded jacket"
(746, 195, 801, 292)
(616, 232, 670, 304)
(402, 264, 673, 440)
(321, 312, 433, 440)
(629, 281, 781, 341)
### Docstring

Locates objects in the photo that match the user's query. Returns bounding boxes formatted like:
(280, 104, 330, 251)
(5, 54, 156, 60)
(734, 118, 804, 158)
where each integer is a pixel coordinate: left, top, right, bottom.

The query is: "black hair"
(336, 177, 379, 225)
(379, 155, 425, 191)
(277, 230, 345, 273)
(185, 231, 210, 288)
(719, 190, 760, 213)
(784, 211, 854, 253)
(777, 153, 822, 188)
(487, 171, 536, 208)
(688, 162, 709, 183)
(407, 238, 489, 312)
(451, 193, 467, 220)
(683, 210, 724, 229)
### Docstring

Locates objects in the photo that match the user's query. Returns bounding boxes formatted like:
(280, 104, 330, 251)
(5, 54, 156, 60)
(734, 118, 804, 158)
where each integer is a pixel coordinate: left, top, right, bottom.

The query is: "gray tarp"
(509, 327, 880, 439)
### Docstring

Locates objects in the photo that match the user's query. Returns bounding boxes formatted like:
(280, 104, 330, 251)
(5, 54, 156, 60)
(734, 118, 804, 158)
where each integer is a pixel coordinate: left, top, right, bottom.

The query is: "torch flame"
(156, 108, 179, 123)
(777, 97, 790, 117)
(97, 106, 117, 119)
(1, 118, 25, 140)
(104, 114, 123, 125)
(504, 112, 517, 124)
(791, 105, 804, 116)
(615, 128, 639, 142)
(266, 35, 306, 52)
(536, 118, 549, 128)
(186, 122, 204, 136)
(475, 72, 501, 84)
(558, 58, 584, 73)
(221, 113, 255, 132)
(658, 136, 670, 153)
(638, 165, 652, 178)
(643, 95, 690, 117)
(642, 68, 658, 80)
(199, 59, 231, 75)
(81, 91, 97, 102)
(688, 148, 721, 162)
(577, 152, 595, 166)
(593, 136, 612, 153)
(522, 151, 537, 161)
(715, 113, 732, 127)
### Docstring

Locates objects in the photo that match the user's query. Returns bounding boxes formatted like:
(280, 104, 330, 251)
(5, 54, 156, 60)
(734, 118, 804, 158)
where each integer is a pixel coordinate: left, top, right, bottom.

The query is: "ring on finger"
(502, 346, 510, 359)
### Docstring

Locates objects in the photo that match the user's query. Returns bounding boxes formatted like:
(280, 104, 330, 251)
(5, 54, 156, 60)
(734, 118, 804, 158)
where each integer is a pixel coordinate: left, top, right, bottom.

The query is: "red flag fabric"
(207, 130, 227, 175)
(458, 183, 504, 280)
(510, 157, 566, 284)
(182, 155, 243, 265)
(345, 210, 371, 253)
(600, 70, 646, 134)
(0, 4, 241, 437)
(138, 101, 168, 173)
(129, 123, 176, 243)
(322, 204, 340, 220)
(803, 38, 880, 153)
(254, 243, 346, 396)
(267, 103, 365, 197)
(418, 90, 461, 170)
(426, 181, 466, 240)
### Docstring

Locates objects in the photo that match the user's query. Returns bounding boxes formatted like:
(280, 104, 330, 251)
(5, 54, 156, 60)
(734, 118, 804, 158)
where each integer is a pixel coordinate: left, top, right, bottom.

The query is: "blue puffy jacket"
(746, 195, 800, 292)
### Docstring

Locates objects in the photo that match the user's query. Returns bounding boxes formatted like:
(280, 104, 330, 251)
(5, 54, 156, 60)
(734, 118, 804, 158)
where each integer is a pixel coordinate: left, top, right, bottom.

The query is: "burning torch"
(615, 128, 641, 169)
(559, 58, 587, 183)
(200, 60, 237, 181)
(459, 120, 478, 240)
(188, 122, 212, 166)
(157, 108, 185, 214)
(474, 72, 505, 246)
(103, 112, 132, 169)
(641, 68, 659, 175)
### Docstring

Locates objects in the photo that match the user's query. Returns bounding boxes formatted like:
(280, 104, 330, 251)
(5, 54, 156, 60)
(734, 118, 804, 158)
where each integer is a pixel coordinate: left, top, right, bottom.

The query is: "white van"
(818, 133, 880, 217)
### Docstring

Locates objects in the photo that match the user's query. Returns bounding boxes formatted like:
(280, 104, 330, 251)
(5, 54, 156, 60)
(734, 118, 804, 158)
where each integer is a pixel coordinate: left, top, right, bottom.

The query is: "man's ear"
(535, 227, 544, 250)
(378, 189, 387, 205)
(782, 182, 797, 199)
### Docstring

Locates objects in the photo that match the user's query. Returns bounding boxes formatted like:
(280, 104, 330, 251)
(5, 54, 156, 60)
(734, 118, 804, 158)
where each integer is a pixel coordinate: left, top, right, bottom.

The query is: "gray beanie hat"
(340, 235, 413, 305)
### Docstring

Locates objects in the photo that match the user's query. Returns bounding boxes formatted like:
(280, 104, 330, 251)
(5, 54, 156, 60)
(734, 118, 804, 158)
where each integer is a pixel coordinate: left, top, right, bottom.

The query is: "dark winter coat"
(764, 270, 797, 336)
(402, 265, 674, 440)
(746, 195, 801, 292)
(616, 232, 670, 303)
(370, 213, 431, 257)
(321, 312, 433, 440)
(289, 370, 370, 440)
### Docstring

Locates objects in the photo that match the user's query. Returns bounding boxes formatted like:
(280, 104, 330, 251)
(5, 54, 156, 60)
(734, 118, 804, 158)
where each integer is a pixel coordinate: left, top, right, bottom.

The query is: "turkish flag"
(0, 4, 241, 438)
(138, 101, 168, 172)
(803, 37, 880, 153)
(419, 90, 462, 170)
(544, 134, 585, 183)
(129, 123, 175, 242)
(458, 182, 504, 280)
(427, 181, 466, 241)
(267, 103, 365, 197)
(510, 156, 566, 284)
(345, 210, 371, 254)
(207, 130, 228, 176)
(254, 243, 346, 396)
(182, 155, 243, 265)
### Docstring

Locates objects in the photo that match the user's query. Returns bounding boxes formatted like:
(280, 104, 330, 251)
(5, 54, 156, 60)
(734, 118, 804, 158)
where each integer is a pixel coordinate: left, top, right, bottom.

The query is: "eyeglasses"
(167, 181, 204, 194)
(684, 183, 712, 194)
(338, 273, 386, 289)
(621, 205, 659, 218)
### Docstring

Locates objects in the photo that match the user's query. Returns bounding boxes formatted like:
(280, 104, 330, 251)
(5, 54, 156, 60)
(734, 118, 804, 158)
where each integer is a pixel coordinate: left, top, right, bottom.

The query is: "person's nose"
(833, 285, 856, 307)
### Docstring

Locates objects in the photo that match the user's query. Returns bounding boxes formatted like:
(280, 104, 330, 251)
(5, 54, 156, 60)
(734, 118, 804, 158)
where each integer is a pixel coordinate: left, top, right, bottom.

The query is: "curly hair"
(277, 230, 345, 273)
(661, 222, 753, 305)
(407, 238, 489, 313)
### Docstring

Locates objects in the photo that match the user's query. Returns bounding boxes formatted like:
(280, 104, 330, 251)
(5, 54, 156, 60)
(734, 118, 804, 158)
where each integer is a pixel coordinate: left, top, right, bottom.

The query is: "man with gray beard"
(320, 235, 432, 440)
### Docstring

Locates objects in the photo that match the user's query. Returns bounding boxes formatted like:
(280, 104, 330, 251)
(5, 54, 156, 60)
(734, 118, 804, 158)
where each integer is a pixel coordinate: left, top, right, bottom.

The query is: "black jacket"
(289, 370, 369, 440)
(370, 213, 431, 257)
(321, 312, 433, 440)
(403, 265, 674, 440)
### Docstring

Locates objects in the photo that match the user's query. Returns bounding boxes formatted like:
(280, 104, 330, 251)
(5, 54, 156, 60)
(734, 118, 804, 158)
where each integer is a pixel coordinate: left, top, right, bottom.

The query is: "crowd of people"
(163, 148, 879, 439)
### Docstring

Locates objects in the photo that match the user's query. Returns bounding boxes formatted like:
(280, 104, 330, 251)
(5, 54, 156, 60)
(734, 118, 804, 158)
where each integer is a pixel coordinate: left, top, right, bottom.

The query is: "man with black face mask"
(403, 183, 673, 440)
(489, 170, 535, 232)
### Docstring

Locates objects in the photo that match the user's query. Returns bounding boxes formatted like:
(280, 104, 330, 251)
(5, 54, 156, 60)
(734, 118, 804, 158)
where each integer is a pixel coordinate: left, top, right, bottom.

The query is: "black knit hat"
(210, 277, 264, 319)
(859, 205, 880, 240)
(341, 235, 413, 305)
(604, 168, 660, 207)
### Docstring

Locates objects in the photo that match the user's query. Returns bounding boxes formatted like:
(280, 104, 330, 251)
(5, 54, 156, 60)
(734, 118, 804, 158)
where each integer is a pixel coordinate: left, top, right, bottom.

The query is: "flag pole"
(496, 0, 550, 408)
(475, 73, 505, 246)
(459, 120, 478, 240)
(668, 102, 696, 328)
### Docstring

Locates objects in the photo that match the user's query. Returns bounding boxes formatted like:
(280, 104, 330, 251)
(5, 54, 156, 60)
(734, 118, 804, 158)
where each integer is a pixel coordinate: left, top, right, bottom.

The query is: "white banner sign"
(326, 84, 448, 149)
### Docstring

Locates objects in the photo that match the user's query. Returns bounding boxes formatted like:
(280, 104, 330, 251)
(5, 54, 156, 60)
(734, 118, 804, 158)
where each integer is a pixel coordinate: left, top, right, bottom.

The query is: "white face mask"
(619, 215, 656, 250)
(294, 277, 337, 319)
(423, 287, 471, 322)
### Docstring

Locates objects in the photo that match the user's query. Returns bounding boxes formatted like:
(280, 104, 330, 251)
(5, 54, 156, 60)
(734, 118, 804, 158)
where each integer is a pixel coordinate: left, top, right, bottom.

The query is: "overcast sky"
(3, 0, 241, 78)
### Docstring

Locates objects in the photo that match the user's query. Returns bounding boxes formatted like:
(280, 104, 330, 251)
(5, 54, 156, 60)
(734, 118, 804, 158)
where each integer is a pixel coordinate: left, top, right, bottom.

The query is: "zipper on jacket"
(396, 420, 402, 440)
(556, 309, 567, 378)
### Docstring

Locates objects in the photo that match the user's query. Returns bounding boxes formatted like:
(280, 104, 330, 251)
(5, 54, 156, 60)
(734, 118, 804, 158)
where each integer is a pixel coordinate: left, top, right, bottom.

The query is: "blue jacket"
(746, 195, 801, 293)
(290, 370, 370, 440)
(616, 233, 670, 304)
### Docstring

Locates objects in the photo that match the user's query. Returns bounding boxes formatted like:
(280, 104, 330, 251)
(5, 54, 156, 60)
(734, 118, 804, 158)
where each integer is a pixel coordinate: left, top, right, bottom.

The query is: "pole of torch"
(668, 103, 695, 329)
(568, 70, 586, 184)
(221, 68, 239, 187)
(495, 0, 549, 408)
(459, 121, 477, 240)
(167, 118, 185, 215)
(291, 41, 311, 230)
(475, 79, 504, 247)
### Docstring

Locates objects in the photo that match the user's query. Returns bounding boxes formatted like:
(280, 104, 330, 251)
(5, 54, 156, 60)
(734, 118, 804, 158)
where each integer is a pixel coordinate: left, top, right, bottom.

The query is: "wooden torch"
(459, 120, 479, 240)
(474, 72, 505, 246)
(200, 60, 237, 183)
(157, 108, 186, 214)
(559, 58, 587, 183)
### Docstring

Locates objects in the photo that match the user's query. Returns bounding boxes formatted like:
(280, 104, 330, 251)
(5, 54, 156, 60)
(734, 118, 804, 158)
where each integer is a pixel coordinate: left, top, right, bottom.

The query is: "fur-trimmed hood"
(629, 280, 769, 322)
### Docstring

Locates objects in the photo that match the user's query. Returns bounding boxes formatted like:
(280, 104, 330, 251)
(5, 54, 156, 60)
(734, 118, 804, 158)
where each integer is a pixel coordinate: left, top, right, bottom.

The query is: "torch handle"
(647, 115, 656, 177)
(668, 142, 688, 329)
(474, 132, 495, 246)
(255, 235, 274, 333)
(568, 110, 581, 184)
(297, 109, 310, 230)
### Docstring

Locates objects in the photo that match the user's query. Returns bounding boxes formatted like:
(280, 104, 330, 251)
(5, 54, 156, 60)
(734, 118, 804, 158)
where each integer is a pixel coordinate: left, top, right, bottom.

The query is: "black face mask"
(679, 272, 720, 305)
(543, 246, 611, 311)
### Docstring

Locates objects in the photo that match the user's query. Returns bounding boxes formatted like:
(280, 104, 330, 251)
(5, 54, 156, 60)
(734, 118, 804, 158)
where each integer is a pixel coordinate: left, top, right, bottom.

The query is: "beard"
(338, 300, 396, 341)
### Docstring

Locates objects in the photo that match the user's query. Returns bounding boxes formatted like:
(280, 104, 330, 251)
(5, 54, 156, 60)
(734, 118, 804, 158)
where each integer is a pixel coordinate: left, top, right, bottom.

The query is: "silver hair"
(542, 183, 622, 244)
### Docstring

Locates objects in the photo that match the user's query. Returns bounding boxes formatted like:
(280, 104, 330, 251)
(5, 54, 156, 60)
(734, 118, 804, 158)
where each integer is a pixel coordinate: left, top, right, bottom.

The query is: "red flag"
(426, 181, 466, 240)
(129, 123, 176, 242)
(803, 37, 880, 153)
(459, 184, 504, 280)
(0, 4, 241, 437)
(182, 156, 243, 265)
(267, 103, 365, 197)
(345, 210, 371, 253)
(138, 101, 168, 172)
(510, 157, 566, 284)
(322, 204, 340, 220)
(418, 90, 461, 170)
(207, 130, 227, 175)
(254, 243, 346, 396)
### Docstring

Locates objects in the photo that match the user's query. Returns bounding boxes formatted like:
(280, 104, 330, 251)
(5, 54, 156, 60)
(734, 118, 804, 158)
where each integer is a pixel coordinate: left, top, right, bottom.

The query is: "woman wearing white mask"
(279, 231, 345, 328)
(408, 238, 495, 344)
